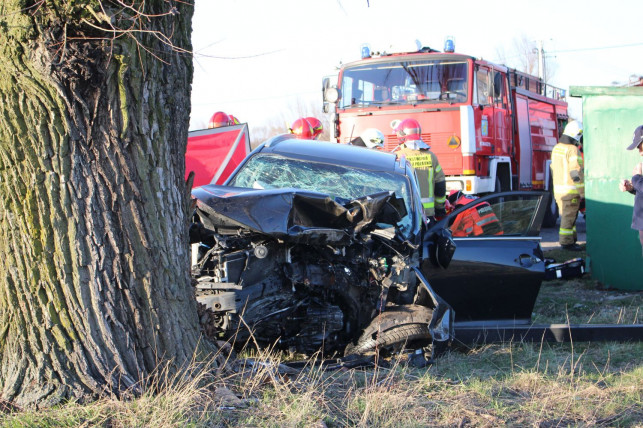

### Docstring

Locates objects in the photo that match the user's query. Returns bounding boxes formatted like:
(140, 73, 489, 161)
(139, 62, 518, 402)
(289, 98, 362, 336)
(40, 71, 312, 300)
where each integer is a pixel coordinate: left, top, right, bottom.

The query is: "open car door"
(422, 191, 547, 324)
(186, 124, 251, 187)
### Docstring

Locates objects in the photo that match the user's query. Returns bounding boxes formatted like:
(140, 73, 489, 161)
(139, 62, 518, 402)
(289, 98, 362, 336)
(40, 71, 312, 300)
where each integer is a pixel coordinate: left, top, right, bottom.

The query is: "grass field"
(536, 246, 642, 325)
(3, 247, 642, 427)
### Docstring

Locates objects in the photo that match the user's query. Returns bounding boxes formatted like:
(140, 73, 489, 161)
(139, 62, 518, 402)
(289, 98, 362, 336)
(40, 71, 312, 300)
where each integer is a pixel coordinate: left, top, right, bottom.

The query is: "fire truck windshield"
(339, 59, 469, 108)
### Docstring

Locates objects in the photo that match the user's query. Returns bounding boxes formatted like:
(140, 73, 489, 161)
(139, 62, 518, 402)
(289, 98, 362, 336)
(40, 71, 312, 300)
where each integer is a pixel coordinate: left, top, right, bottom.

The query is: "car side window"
(447, 194, 543, 237)
(449, 201, 503, 237)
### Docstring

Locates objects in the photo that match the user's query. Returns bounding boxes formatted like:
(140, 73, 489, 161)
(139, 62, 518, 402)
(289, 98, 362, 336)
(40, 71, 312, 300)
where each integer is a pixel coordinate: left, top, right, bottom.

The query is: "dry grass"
(536, 247, 643, 325)
(2, 340, 641, 427)
(0, 352, 226, 427)
(2, 254, 642, 427)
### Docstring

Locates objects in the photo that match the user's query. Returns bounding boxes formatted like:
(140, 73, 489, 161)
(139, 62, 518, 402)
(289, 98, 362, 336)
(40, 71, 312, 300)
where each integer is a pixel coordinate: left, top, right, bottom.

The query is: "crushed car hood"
(192, 186, 407, 244)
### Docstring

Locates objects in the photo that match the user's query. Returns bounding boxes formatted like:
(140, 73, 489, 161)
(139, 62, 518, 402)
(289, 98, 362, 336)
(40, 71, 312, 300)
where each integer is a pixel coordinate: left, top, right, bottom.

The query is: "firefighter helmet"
(290, 118, 314, 139)
(360, 128, 385, 149)
(228, 114, 240, 125)
(392, 118, 421, 144)
(305, 117, 323, 139)
(563, 120, 583, 142)
(208, 111, 231, 128)
(448, 190, 477, 208)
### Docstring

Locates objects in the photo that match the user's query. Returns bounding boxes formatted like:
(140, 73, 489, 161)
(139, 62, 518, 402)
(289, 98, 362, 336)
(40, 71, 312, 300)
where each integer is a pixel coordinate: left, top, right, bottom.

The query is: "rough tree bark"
(0, 0, 210, 408)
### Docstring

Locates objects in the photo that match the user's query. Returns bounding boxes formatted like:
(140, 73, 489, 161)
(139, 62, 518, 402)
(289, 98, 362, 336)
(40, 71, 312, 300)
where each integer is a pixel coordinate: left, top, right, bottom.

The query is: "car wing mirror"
(431, 228, 456, 269)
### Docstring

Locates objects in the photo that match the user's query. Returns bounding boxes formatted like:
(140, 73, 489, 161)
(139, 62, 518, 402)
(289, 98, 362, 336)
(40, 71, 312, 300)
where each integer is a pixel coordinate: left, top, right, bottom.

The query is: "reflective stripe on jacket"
(397, 145, 446, 216)
(551, 142, 585, 198)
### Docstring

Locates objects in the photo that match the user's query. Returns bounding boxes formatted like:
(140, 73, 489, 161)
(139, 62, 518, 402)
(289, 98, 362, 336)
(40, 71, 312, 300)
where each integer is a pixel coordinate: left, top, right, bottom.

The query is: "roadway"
(539, 214, 586, 250)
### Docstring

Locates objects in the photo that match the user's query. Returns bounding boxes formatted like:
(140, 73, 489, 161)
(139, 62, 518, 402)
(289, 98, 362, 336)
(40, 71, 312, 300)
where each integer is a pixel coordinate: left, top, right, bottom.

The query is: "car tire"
(344, 305, 433, 356)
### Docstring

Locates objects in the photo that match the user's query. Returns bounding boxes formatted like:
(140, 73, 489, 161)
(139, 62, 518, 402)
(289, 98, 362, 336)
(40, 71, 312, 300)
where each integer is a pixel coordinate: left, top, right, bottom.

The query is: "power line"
(494, 41, 643, 63)
(192, 90, 319, 107)
(194, 49, 285, 60)
(549, 42, 643, 54)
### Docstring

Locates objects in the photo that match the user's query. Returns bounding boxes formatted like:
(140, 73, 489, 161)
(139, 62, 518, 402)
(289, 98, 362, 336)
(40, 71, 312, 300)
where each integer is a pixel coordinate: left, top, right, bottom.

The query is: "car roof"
(256, 134, 408, 174)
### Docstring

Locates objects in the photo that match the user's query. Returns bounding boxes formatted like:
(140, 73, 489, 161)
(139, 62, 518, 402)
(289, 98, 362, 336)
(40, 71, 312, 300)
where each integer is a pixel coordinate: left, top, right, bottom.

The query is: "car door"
(421, 191, 547, 324)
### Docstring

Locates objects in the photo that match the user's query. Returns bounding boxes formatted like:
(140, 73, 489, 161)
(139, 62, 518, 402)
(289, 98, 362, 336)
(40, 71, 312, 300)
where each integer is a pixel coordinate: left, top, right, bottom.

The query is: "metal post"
(537, 40, 544, 81)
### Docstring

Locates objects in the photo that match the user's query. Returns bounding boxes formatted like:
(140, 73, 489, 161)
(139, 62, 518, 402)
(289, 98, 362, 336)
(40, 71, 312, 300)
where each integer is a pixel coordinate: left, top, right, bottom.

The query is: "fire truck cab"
(323, 45, 568, 201)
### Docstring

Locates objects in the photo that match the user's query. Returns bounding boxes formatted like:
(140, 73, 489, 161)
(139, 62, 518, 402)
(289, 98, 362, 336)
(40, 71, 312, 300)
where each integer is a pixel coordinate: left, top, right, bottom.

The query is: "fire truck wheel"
(494, 177, 502, 193)
(542, 191, 559, 228)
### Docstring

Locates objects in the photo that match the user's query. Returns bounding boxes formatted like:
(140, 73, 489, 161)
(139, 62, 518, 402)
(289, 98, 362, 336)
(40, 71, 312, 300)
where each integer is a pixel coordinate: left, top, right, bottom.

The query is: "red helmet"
(208, 111, 231, 128)
(305, 117, 323, 139)
(228, 114, 240, 125)
(290, 118, 314, 139)
(392, 118, 421, 143)
(448, 190, 477, 207)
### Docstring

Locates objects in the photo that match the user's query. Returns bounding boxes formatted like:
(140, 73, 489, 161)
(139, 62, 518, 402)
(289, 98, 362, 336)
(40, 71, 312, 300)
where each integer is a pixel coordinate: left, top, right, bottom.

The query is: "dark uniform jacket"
(631, 173, 643, 230)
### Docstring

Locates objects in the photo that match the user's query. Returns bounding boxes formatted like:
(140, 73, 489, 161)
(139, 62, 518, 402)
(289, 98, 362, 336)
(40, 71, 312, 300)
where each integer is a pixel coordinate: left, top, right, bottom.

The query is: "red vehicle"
(322, 45, 568, 225)
(185, 123, 251, 187)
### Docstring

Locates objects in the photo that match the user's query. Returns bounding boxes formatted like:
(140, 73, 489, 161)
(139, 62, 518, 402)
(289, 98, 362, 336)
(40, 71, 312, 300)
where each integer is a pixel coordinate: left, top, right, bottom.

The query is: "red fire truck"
(322, 44, 568, 225)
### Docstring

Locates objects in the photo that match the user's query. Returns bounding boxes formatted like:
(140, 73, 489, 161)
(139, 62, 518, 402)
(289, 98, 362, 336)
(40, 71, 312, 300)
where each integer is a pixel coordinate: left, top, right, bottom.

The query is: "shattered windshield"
(339, 59, 469, 108)
(228, 154, 414, 233)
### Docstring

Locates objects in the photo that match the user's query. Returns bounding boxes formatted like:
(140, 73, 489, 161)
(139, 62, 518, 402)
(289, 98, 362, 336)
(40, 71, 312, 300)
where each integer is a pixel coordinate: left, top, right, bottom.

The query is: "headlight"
(324, 87, 339, 103)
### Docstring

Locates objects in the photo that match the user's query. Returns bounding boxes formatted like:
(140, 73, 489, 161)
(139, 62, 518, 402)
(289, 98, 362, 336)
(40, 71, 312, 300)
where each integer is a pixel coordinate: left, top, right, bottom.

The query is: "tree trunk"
(0, 1, 208, 408)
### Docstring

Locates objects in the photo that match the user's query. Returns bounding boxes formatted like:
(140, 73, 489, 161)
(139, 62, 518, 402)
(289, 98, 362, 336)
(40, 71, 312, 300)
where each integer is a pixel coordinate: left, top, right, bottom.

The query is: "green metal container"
(570, 86, 643, 290)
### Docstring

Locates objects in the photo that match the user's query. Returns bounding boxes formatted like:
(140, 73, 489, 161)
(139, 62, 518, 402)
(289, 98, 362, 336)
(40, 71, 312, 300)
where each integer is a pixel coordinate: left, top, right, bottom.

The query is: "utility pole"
(537, 39, 545, 82)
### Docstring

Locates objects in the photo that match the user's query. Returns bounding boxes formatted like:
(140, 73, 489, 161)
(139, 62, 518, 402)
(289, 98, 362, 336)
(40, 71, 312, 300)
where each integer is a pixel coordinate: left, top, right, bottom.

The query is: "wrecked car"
(189, 134, 548, 356)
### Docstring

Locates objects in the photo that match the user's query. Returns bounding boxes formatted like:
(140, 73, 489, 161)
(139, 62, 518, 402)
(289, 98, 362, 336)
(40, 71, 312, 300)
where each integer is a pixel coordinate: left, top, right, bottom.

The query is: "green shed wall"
(570, 86, 643, 290)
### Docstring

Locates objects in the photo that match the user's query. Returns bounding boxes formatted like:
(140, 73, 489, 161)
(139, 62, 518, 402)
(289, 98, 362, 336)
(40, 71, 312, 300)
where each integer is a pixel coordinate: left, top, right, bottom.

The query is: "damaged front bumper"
(190, 186, 454, 356)
(414, 267, 454, 344)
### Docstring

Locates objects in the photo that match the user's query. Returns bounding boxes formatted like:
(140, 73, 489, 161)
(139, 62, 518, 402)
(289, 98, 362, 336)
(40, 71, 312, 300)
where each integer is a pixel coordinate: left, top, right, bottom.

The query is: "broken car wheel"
(344, 305, 433, 356)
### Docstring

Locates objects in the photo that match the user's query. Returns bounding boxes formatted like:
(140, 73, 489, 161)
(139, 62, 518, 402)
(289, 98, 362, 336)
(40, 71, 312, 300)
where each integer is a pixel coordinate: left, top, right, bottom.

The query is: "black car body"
(189, 134, 547, 355)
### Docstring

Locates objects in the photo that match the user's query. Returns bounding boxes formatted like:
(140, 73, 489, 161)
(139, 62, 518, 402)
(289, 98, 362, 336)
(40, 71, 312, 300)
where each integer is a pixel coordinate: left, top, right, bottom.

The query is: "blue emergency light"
(361, 44, 371, 59)
(444, 36, 455, 53)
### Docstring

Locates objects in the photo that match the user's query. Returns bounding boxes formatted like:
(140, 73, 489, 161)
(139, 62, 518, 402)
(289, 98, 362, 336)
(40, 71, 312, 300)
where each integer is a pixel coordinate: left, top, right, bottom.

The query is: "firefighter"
(289, 118, 315, 139)
(350, 128, 385, 150)
(551, 120, 585, 251)
(447, 191, 503, 237)
(392, 118, 446, 219)
(208, 111, 232, 128)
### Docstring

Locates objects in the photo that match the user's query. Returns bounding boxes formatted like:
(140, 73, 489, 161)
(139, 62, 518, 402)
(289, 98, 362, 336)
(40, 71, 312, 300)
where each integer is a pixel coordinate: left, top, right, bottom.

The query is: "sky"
(189, 0, 643, 132)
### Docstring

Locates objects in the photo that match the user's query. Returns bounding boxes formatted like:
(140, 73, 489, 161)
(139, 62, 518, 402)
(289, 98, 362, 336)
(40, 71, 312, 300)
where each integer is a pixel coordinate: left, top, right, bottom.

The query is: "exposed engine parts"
(190, 189, 452, 356)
